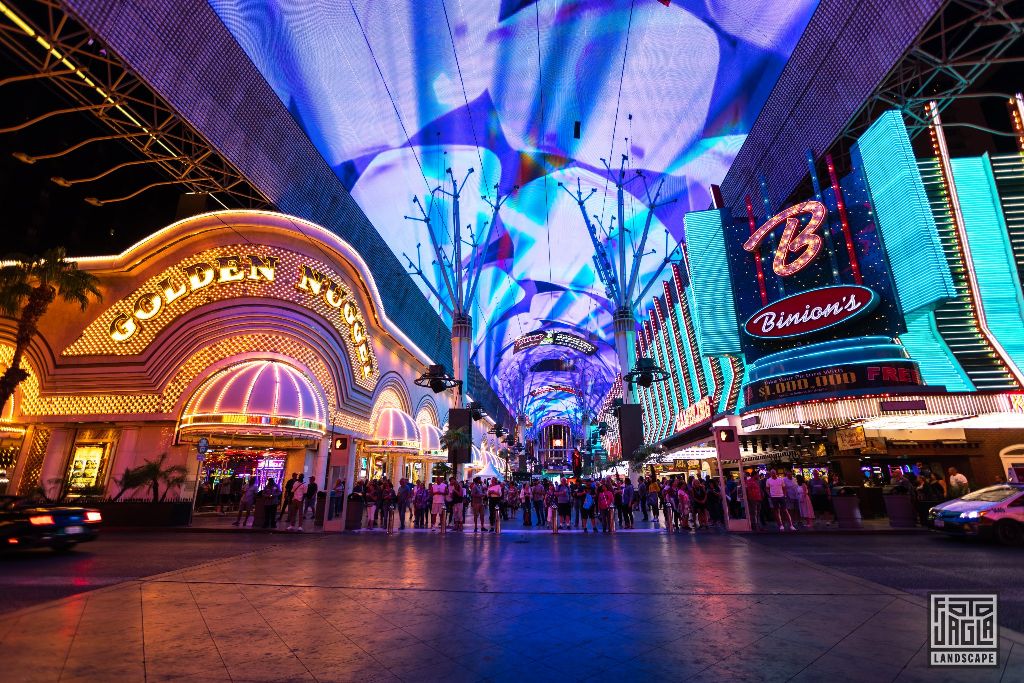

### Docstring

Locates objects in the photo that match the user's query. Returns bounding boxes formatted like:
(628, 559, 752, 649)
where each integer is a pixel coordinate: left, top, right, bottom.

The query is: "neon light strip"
(928, 102, 1024, 386)
(663, 283, 694, 407)
(662, 284, 694, 408)
(746, 196, 769, 305)
(805, 149, 841, 282)
(825, 153, 863, 285)
(652, 307, 678, 439)
(1011, 93, 1024, 155)
(661, 282, 692, 409)
(759, 176, 785, 297)
(642, 318, 668, 439)
(654, 298, 685, 416)
(672, 270, 708, 399)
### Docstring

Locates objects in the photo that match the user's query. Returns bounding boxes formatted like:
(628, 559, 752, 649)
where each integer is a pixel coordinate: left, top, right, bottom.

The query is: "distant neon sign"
(513, 331, 597, 355)
(743, 200, 828, 277)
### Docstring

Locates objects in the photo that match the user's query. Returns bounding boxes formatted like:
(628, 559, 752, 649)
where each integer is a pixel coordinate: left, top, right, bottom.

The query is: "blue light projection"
(210, 0, 818, 424)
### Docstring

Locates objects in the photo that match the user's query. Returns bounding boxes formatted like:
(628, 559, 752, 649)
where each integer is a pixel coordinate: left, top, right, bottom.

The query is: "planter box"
(97, 501, 193, 527)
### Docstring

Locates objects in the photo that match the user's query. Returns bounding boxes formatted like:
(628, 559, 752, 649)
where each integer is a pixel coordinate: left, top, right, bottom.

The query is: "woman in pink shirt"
(597, 484, 614, 533)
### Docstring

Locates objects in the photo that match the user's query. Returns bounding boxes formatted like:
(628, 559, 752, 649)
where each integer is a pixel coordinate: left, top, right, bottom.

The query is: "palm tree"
(111, 465, 149, 501)
(0, 248, 101, 413)
(135, 453, 189, 503)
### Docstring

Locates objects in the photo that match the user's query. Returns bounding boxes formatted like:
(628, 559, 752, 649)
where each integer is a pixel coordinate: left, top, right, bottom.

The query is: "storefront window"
(66, 443, 111, 495)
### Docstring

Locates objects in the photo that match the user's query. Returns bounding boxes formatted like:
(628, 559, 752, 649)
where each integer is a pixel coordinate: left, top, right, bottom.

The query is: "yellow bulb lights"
(63, 245, 378, 390)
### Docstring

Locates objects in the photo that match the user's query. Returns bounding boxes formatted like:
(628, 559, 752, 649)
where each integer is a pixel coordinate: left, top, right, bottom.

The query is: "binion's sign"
(743, 285, 878, 339)
(722, 162, 906, 363)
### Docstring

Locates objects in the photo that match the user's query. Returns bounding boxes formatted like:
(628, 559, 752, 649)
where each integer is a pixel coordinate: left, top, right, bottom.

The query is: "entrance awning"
(179, 360, 326, 442)
(366, 407, 420, 452)
(418, 423, 443, 457)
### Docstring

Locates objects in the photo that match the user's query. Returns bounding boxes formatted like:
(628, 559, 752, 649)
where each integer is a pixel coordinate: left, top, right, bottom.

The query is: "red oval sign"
(743, 285, 878, 339)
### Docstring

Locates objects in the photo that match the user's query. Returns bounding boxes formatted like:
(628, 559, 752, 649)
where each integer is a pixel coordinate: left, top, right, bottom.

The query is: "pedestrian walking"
(766, 469, 794, 531)
(796, 475, 815, 528)
(451, 478, 465, 532)
(413, 481, 429, 528)
(396, 478, 411, 529)
(287, 474, 307, 531)
(303, 477, 318, 519)
(365, 479, 378, 529)
(430, 476, 448, 529)
(621, 478, 635, 529)
(520, 479, 532, 527)
(260, 478, 281, 529)
(487, 478, 503, 532)
(532, 479, 545, 527)
(233, 476, 257, 527)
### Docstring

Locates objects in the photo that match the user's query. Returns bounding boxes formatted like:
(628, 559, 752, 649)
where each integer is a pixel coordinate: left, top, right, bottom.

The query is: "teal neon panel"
(857, 110, 955, 313)
(899, 311, 973, 391)
(952, 154, 1024, 377)
(685, 209, 742, 356)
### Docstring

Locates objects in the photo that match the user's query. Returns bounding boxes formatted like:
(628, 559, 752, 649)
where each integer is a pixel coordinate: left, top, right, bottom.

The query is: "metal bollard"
(495, 511, 501, 535)
(385, 507, 393, 535)
(439, 509, 447, 535)
(551, 506, 558, 534)
(609, 510, 616, 533)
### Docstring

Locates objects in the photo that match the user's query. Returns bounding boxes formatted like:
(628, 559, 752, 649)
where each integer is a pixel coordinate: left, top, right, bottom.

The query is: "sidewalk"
(164, 508, 929, 536)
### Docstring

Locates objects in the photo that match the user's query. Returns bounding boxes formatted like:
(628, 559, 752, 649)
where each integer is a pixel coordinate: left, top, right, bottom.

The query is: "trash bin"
(883, 486, 917, 528)
(314, 490, 327, 527)
(832, 486, 863, 529)
(345, 493, 364, 530)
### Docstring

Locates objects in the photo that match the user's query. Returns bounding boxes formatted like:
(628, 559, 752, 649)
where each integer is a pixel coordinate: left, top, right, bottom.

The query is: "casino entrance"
(177, 359, 328, 516)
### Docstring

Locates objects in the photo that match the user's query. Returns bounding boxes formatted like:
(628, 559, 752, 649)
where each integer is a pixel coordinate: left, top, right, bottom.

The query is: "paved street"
(1, 530, 1022, 682)
(746, 533, 1024, 632)
(0, 532, 315, 614)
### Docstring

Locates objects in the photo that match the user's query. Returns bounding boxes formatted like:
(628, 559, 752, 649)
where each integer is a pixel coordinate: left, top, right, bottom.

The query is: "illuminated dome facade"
(418, 422, 442, 454)
(179, 360, 327, 439)
(367, 407, 420, 452)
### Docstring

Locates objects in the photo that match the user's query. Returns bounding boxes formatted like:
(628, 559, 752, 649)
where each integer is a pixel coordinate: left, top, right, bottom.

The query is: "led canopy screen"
(210, 0, 819, 424)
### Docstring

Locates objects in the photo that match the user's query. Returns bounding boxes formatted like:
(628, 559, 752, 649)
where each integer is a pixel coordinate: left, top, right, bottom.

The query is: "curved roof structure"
(369, 407, 421, 452)
(180, 360, 326, 437)
(209, 0, 819, 424)
(419, 422, 443, 454)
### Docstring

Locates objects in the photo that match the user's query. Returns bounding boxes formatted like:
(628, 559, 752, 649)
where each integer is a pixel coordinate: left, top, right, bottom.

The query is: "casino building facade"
(633, 108, 1024, 490)
(0, 211, 457, 501)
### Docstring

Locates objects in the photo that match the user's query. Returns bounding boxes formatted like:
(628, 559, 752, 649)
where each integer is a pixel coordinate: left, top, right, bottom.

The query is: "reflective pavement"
(2, 532, 1021, 682)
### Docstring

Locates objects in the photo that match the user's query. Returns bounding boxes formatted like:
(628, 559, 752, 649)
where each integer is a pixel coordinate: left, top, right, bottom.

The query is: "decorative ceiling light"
(624, 357, 669, 388)
(414, 364, 461, 394)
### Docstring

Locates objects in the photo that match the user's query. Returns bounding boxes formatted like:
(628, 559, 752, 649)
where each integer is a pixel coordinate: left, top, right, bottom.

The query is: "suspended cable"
(598, 0, 637, 227)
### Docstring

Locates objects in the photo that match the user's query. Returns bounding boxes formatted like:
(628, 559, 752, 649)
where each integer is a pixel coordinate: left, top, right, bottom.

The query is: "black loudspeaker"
(447, 408, 472, 465)
(617, 403, 644, 464)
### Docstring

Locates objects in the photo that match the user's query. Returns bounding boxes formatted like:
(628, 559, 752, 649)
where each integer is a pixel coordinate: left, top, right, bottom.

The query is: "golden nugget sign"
(93, 248, 376, 382)
(109, 255, 277, 342)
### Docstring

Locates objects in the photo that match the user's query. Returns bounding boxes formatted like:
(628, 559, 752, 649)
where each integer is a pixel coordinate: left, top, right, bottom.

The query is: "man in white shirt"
(429, 477, 448, 529)
(948, 467, 970, 498)
(765, 469, 794, 531)
(287, 474, 307, 531)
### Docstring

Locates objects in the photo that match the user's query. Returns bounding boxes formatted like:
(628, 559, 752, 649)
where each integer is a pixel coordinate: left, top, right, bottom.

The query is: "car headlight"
(958, 510, 983, 519)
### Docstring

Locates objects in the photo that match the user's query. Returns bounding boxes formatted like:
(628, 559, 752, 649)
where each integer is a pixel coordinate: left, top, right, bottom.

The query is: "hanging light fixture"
(414, 364, 461, 394)
(624, 357, 669, 388)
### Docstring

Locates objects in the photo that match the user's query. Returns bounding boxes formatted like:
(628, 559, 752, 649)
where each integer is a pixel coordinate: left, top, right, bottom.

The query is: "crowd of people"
(347, 472, 732, 533)
(220, 461, 977, 533)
